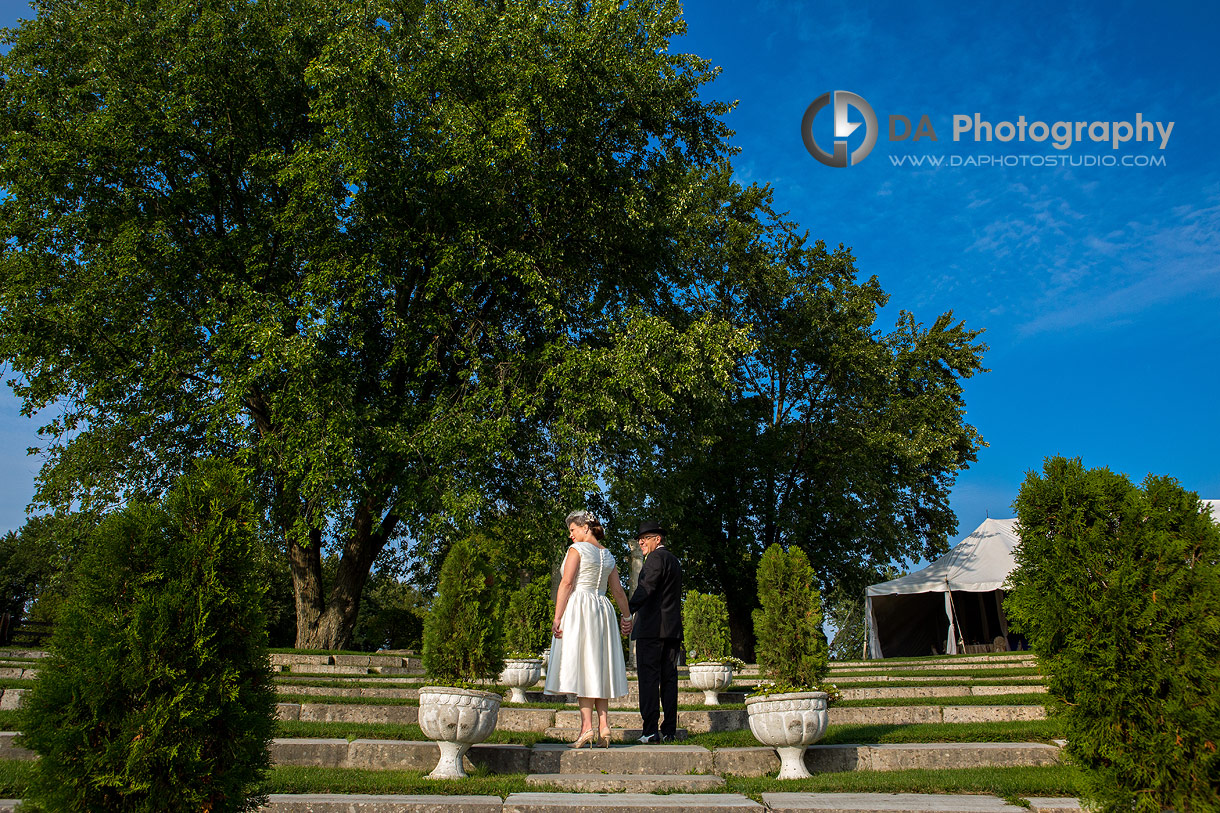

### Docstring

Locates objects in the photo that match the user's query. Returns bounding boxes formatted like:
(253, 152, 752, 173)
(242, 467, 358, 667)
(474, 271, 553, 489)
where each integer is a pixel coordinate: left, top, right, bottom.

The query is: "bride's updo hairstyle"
(565, 509, 605, 542)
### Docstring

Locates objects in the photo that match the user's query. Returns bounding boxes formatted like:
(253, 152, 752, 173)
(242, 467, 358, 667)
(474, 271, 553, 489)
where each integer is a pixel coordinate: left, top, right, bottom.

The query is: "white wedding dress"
(543, 540, 629, 699)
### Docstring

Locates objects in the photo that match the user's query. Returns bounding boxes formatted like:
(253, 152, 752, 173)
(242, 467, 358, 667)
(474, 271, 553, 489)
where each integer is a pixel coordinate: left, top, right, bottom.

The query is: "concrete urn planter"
(499, 658, 543, 703)
(688, 661, 734, 705)
(745, 690, 829, 779)
(418, 686, 502, 779)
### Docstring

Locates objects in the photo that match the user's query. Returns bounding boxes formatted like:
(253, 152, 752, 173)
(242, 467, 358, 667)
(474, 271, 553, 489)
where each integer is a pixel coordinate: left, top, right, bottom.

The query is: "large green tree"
(0, 0, 746, 647)
(608, 196, 987, 654)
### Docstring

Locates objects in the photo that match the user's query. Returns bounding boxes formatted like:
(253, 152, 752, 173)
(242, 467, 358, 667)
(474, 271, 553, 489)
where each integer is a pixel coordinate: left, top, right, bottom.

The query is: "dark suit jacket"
(629, 546, 683, 640)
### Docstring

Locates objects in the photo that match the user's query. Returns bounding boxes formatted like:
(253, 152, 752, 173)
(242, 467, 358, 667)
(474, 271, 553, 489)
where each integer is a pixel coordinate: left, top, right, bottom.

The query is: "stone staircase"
(0, 648, 1084, 812)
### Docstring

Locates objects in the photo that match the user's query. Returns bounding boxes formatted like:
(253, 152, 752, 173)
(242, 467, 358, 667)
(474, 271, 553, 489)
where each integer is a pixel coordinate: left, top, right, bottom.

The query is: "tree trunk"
(288, 503, 397, 650)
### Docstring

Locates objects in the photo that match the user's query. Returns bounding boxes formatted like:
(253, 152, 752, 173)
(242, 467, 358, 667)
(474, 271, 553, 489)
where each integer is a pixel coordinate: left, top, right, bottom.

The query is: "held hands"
(620, 615, 633, 635)
(552, 620, 563, 638)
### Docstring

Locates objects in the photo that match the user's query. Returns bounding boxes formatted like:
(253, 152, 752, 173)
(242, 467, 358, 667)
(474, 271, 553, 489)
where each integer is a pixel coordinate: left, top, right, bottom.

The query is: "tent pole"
(945, 585, 965, 654)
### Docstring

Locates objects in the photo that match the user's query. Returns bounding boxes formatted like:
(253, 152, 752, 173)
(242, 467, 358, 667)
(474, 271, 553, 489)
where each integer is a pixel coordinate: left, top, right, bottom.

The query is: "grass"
(0, 759, 34, 796)
(720, 764, 1080, 800)
(258, 763, 1080, 799)
(0, 758, 1082, 802)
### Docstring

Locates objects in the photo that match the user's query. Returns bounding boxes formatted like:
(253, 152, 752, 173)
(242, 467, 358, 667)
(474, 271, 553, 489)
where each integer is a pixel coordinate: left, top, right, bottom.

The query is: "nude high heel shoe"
(599, 726, 612, 748)
(570, 729, 596, 749)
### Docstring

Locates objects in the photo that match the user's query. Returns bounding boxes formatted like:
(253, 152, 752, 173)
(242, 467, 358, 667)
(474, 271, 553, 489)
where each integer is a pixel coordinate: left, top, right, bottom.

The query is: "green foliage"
(682, 590, 732, 661)
(1006, 457, 1220, 813)
(17, 461, 276, 812)
(0, 0, 746, 651)
(422, 536, 504, 683)
(752, 544, 829, 690)
(826, 585, 867, 661)
(350, 573, 427, 653)
(606, 201, 987, 657)
(0, 512, 92, 634)
(503, 578, 553, 657)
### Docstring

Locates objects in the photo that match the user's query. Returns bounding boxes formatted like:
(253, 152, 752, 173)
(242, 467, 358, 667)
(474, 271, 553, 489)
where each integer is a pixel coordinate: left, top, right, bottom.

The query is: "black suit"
(629, 545, 683, 738)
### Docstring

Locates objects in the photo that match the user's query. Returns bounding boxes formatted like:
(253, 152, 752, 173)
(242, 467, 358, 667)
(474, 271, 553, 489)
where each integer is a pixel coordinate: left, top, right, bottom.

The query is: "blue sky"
(1, 0, 1217, 561)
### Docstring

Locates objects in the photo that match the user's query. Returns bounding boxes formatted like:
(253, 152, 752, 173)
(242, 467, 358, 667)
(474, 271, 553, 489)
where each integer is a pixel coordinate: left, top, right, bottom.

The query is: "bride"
(543, 509, 631, 748)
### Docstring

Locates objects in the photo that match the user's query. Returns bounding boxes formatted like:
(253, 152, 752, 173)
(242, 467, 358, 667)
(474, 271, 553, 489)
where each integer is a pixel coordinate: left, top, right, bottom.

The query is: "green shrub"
(351, 572, 427, 652)
(421, 536, 504, 683)
(1006, 457, 1220, 813)
(18, 460, 276, 812)
(503, 577, 552, 657)
(752, 544, 828, 690)
(683, 589, 731, 661)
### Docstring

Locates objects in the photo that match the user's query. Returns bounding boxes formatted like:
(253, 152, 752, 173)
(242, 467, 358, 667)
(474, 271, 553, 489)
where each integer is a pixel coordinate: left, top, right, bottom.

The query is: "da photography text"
(802, 90, 1175, 169)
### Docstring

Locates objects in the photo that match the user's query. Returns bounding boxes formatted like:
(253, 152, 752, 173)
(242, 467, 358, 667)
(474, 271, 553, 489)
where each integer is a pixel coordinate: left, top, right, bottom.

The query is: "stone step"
(830, 674, 1044, 684)
(0, 794, 1087, 813)
(0, 668, 36, 680)
(270, 738, 533, 773)
(554, 709, 744, 734)
(824, 659, 1034, 668)
(274, 699, 1046, 731)
(762, 792, 1029, 812)
(503, 794, 762, 812)
(541, 727, 689, 743)
(270, 653, 423, 669)
(261, 795, 502, 812)
(837, 685, 1046, 700)
(713, 743, 1061, 776)
(524, 773, 725, 792)
(274, 684, 750, 706)
(0, 732, 1060, 776)
(530, 743, 713, 775)
(277, 664, 424, 676)
(274, 682, 1045, 709)
(830, 655, 1037, 668)
(828, 705, 1046, 724)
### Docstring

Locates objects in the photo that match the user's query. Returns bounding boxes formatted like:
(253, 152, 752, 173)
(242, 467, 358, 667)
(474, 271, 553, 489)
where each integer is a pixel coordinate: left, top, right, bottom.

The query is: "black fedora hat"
(636, 520, 666, 539)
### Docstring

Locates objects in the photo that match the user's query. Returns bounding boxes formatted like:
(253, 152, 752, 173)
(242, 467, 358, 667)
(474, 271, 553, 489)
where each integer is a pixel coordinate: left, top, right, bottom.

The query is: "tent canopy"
(864, 518, 1020, 659)
(867, 518, 1019, 597)
(863, 503, 1219, 659)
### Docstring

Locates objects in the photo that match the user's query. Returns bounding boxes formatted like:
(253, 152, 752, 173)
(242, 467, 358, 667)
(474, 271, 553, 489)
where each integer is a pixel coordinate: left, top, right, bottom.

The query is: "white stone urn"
(745, 691, 829, 779)
(539, 648, 550, 678)
(688, 661, 734, 705)
(417, 686, 502, 779)
(499, 657, 543, 703)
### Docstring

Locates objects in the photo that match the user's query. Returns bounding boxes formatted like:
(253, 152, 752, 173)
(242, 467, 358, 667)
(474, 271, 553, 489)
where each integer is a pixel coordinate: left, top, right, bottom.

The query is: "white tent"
(864, 518, 1020, 659)
(864, 502, 1220, 659)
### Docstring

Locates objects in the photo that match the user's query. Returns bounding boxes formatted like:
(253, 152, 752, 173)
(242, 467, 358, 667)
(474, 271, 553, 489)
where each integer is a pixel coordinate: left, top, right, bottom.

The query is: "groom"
(623, 520, 683, 744)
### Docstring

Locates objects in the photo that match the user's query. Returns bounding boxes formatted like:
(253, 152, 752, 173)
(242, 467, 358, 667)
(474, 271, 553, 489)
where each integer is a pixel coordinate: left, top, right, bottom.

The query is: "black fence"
(0, 612, 53, 647)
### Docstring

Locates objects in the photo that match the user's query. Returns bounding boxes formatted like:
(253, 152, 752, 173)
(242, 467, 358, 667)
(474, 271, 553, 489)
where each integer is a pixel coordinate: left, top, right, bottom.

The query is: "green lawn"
(0, 758, 1085, 802)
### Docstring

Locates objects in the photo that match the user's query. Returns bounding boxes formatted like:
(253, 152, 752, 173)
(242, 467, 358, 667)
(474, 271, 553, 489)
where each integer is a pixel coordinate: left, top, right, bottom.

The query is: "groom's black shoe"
(636, 733, 662, 744)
